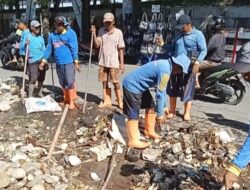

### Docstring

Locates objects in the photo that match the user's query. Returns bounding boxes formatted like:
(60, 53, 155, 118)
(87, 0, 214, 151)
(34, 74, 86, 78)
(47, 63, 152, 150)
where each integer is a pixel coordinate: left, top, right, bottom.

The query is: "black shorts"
(28, 60, 46, 84)
(123, 86, 155, 120)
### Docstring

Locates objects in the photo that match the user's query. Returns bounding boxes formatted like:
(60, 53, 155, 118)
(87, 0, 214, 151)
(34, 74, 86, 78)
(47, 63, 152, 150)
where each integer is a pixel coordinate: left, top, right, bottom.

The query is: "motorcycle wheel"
(0, 51, 9, 68)
(224, 79, 245, 105)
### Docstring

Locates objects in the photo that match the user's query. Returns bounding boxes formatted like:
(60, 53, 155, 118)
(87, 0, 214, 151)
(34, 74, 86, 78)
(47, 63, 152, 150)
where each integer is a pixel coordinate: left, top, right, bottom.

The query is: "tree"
(82, 0, 91, 43)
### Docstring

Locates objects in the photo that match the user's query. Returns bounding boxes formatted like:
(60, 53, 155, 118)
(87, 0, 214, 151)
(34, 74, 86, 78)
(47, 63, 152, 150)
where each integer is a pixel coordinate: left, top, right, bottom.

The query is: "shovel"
(21, 45, 29, 105)
(82, 32, 94, 114)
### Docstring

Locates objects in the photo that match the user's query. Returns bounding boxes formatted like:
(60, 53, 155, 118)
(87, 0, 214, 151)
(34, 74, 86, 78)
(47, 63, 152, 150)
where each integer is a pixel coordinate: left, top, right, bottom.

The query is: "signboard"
(122, 0, 133, 14)
(152, 5, 160, 13)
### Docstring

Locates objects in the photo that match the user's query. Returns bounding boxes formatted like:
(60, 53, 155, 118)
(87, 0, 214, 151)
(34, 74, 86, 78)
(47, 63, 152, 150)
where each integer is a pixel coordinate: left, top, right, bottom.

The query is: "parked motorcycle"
(0, 39, 24, 70)
(197, 63, 247, 105)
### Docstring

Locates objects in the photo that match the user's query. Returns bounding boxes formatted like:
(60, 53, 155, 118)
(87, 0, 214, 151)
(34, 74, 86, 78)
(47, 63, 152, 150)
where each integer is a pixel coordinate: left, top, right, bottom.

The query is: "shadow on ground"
(11, 76, 102, 104)
(205, 113, 249, 132)
(195, 94, 224, 104)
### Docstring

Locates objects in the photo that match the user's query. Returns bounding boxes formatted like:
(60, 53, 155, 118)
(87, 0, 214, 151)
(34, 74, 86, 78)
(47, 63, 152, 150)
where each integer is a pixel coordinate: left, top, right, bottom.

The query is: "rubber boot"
(73, 82, 78, 100)
(144, 109, 161, 139)
(127, 120, 151, 149)
(167, 97, 177, 119)
(68, 89, 75, 110)
(115, 89, 123, 109)
(63, 89, 69, 104)
(28, 84, 35, 98)
(184, 101, 192, 121)
(37, 82, 44, 97)
(99, 88, 112, 108)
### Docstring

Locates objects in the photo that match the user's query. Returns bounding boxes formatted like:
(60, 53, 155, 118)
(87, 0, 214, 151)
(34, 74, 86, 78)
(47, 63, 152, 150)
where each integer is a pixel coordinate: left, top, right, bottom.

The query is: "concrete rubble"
(0, 78, 249, 189)
(131, 121, 248, 190)
(0, 78, 19, 112)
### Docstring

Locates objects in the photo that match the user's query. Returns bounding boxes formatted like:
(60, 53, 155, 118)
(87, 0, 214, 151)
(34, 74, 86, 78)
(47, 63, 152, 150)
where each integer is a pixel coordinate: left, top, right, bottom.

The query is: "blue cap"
(175, 15, 191, 30)
(172, 54, 191, 73)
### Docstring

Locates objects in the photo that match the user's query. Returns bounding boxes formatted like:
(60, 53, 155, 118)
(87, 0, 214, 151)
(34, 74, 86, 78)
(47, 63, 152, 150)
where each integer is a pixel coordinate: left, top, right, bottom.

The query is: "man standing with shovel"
(24, 20, 46, 97)
(91, 12, 125, 109)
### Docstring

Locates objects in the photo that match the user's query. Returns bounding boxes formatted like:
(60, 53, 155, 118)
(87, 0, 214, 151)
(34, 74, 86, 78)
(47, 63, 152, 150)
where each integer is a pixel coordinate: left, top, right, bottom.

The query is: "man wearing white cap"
(25, 20, 46, 97)
(91, 12, 125, 109)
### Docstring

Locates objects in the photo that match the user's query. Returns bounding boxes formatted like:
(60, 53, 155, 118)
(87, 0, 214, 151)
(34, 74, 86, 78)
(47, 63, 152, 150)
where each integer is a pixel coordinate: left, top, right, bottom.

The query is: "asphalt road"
(1, 62, 249, 131)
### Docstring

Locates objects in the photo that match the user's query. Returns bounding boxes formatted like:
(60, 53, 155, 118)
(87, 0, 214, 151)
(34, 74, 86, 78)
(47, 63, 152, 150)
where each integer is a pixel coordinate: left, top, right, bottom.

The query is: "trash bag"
(182, 73, 196, 102)
(25, 95, 62, 114)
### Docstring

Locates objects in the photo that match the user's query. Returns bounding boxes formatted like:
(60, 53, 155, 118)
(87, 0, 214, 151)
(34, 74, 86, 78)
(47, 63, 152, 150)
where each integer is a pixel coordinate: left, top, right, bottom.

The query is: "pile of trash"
(0, 78, 19, 111)
(131, 120, 245, 190)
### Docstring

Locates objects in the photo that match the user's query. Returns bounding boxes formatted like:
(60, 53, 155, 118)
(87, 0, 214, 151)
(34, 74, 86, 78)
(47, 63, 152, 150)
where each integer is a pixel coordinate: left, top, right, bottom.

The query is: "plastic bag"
(25, 95, 62, 114)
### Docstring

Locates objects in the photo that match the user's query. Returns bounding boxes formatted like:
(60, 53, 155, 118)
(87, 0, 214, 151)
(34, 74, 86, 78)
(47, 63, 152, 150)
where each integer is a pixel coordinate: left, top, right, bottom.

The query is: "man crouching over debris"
(122, 54, 190, 149)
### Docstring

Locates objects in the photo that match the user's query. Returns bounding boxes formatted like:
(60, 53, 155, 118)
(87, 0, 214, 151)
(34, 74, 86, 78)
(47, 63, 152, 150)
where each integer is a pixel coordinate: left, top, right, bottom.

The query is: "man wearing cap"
(123, 54, 190, 149)
(158, 14, 207, 121)
(63, 16, 79, 101)
(25, 20, 46, 97)
(39, 16, 79, 110)
(91, 12, 125, 109)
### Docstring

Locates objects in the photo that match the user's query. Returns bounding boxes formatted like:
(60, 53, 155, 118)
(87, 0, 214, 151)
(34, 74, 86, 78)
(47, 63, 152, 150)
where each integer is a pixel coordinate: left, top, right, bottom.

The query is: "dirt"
(1, 100, 250, 190)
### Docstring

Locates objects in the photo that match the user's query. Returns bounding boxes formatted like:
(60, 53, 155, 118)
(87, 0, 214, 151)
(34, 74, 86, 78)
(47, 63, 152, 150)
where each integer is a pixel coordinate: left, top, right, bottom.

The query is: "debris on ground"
(0, 79, 249, 190)
(0, 78, 19, 112)
(131, 119, 250, 190)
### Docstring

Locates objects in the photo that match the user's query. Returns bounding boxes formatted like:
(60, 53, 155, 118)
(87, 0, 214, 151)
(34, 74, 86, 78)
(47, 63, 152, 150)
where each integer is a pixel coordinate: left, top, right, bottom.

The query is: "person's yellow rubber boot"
(115, 89, 123, 109)
(99, 88, 112, 108)
(127, 120, 151, 149)
(144, 109, 161, 139)
(68, 89, 76, 110)
(62, 89, 69, 104)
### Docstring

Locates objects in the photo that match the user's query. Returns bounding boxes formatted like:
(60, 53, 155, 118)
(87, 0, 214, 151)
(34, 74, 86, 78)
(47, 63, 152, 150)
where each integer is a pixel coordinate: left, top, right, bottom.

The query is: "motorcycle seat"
(202, 63, 232, 75)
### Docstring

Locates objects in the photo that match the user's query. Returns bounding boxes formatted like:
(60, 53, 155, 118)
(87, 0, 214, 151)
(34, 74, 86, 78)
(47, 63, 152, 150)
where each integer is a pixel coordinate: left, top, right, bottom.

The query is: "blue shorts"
(56, 63, 75, 89)
(123, 86, 155, 120)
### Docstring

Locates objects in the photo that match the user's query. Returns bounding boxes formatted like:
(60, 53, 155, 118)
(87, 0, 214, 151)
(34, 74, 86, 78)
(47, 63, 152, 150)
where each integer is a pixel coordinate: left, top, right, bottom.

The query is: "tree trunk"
(82, 0, 90, 43)
(111, 0, 116, 16)
(15, 0, 21, 18)
(132, 0, 142, 21)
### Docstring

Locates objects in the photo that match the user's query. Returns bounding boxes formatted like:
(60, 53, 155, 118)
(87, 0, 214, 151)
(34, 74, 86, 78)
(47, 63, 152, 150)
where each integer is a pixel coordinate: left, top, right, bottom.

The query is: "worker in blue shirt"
(158, 15, 207, 121)
(24, 20, 46, 97)
(123, 54, 190, 149)
(18, 19, 30, 56)
(39, 16, 79, 110)
(224, 127, 250, 189)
